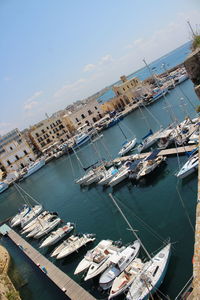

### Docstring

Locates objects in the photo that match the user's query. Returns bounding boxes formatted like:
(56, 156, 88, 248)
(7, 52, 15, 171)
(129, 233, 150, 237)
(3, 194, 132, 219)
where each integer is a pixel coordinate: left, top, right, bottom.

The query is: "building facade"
(64, 99, 104, 129)
(28, 116, 73, 152)
(112, 75, 151, 103)
(0, 129, 36, 173)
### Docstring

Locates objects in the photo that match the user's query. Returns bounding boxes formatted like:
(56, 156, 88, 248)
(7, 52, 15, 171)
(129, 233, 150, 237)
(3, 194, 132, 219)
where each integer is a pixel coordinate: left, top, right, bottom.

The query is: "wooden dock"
(112, 144, 197, 163)
(6, 228, 97, 300)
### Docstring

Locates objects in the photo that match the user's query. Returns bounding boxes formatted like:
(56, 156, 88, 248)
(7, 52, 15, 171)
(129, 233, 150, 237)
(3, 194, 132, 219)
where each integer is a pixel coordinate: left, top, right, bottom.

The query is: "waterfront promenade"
(1, 226, 96, 300)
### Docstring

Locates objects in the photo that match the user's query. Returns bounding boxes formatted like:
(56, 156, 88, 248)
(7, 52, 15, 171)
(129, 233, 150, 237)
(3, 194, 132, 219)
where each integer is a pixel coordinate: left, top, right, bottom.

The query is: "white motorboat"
(39, 223, 74, 248)
(98, 167, 119, 186)
(84, 171, 104, 186)
(138, 128, 163, 153)
(21, 211, 51, 234)
(27, 216, 60, 238)
(23, 159, 46, 179)
(99, 240, 141, 290)
(84, 242, 125, 281)
(109, 258, 144, 299)
(0, 181, 9, 194)
(33, 217, 61, 239)
(176, 152, 198, 179)
(74, 239, 114, 275)
(53, 234, 96, 259)
(75, 169, 95, 185)
(118, 138, 137, 156)
(73, 133, 90, 149)
(20, 205, 43, 228)
(136, 156, 166, 180)
(108, 162, 131, 187)
(126, 243, 171, 300)
(10, 205, 30, 227)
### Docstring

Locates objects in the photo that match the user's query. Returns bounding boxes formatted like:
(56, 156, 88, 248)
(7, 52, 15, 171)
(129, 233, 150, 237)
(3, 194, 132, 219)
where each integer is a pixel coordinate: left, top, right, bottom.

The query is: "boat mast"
(109, 193, 152, 261)
(117, 122, 128, 140)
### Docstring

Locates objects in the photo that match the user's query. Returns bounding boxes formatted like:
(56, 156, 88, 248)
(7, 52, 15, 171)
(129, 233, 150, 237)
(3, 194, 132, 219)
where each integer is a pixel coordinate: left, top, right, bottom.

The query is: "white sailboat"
(10, 204, 30, 227)
(39, 223, 74, 248)
(109, 193, 171, 300)
(117, 122, 137, 156)
(21, 211, 51, 234)
(98, 167, 119, 186)
(99, 240, 141, 290)
(126, 243, 171, 300)
(20, 204, 43, 228)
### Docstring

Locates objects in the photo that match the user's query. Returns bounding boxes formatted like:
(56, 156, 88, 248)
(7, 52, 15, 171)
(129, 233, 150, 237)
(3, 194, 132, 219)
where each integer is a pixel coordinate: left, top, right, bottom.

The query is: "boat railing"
(174, 276, 193, 300)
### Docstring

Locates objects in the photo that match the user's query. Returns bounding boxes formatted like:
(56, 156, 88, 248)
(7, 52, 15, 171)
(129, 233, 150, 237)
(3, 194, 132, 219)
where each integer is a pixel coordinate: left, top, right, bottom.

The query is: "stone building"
(112, 75, 151, 103)
(28, 116, 73, 152)
(0, 129, 36, 173)
(64, 99, 104, 129)
(184, 47, 200, 99)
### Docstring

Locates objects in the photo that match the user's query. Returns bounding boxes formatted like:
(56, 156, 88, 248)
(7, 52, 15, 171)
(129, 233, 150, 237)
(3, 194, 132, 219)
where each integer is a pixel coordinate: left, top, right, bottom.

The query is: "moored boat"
(23, 159, 46, 179)
(0, 181, 9, 194)
(108, 258, 144, 299)
(40, 223, 74, 248)
(118, 138, 137, 156)
(126, 243, 171, 300)
(74, 239, 114, 275)
(176, 152, 198, 179)
(99, 240, 141, 290)
(55, 233, 96, 259)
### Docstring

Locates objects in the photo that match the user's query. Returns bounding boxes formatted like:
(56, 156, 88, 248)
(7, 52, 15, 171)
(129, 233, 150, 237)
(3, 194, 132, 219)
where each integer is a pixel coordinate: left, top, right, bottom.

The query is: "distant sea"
(98, 41, 192, 103)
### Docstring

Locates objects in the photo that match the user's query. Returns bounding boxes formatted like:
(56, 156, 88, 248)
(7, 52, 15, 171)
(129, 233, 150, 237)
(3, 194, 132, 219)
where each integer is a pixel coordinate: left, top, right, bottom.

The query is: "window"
(88, 110, 92, 115)
(52, 136, 55, 139)
(127, 85, 129, 88)
(36, 133, 39, 137)
(117, 91, 120, 95)
(81, 114, 85, 119)
(123, 88, 125, 91)
(41, 142, 45, 147)
(95, 106, 98, 110)
(7, 160, 11, 166)
(42, 129, 45, 134)
(46, 126, 49, 130)
(20, 163, 25, 168)
(76, 118, 79, 122)
(24, 150, 28, 155)
(10, 146, 13, 150)
(59, 125, 64, 130)
(15, 155, 19, 160)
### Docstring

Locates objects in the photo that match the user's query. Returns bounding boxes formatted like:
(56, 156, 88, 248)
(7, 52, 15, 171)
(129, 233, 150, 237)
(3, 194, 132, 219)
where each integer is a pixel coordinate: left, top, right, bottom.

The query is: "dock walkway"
(5, 228, 97, 300)
(113, 144, 197, 163)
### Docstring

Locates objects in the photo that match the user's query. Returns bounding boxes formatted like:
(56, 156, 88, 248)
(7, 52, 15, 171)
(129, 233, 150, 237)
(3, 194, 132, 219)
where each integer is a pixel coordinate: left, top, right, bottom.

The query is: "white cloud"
(99, 54, 113, 65)
(83, 63, 96, 72)
(24, 91, 43, 111)
(54, 78, 87, 98)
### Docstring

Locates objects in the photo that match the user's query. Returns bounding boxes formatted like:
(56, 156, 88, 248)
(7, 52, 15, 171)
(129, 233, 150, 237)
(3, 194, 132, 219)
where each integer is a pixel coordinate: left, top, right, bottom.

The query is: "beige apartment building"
(28, 116, 74, 152)
(0, 129, 36, 173)
(112, 75, 151, 103)
(64, 99, 104, 129)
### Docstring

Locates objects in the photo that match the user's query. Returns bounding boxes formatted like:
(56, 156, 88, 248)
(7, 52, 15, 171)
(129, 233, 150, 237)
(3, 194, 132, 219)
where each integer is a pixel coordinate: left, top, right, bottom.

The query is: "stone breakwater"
(0, 245, 21, 300)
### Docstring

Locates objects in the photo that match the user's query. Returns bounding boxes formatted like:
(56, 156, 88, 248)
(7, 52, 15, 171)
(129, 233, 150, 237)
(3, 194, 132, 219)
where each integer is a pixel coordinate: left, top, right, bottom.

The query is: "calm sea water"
(0, 42, 199, 300)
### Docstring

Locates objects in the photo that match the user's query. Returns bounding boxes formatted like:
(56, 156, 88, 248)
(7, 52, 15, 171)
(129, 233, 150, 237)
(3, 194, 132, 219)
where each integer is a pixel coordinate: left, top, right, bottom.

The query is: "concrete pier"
(2, 227, 97, 300)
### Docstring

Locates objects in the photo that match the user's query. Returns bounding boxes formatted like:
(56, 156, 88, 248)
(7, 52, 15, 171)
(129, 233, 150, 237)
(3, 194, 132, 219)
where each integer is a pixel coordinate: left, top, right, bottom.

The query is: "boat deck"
(3, 227, 97, 300)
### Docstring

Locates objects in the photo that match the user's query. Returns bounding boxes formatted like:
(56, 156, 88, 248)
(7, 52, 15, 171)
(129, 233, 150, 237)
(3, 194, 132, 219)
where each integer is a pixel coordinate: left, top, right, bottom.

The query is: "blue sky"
(0, 0, 199, 134)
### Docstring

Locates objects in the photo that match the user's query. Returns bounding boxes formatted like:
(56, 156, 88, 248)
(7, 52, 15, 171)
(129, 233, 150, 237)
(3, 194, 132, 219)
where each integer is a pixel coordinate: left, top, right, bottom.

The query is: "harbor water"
(0, 42, 199, 299)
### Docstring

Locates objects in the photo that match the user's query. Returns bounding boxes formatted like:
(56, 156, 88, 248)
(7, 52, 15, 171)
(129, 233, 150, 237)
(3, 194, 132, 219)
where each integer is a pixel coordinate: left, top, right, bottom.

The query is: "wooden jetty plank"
(7, 229, 97, 300)
(113, 144, 197, 163)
